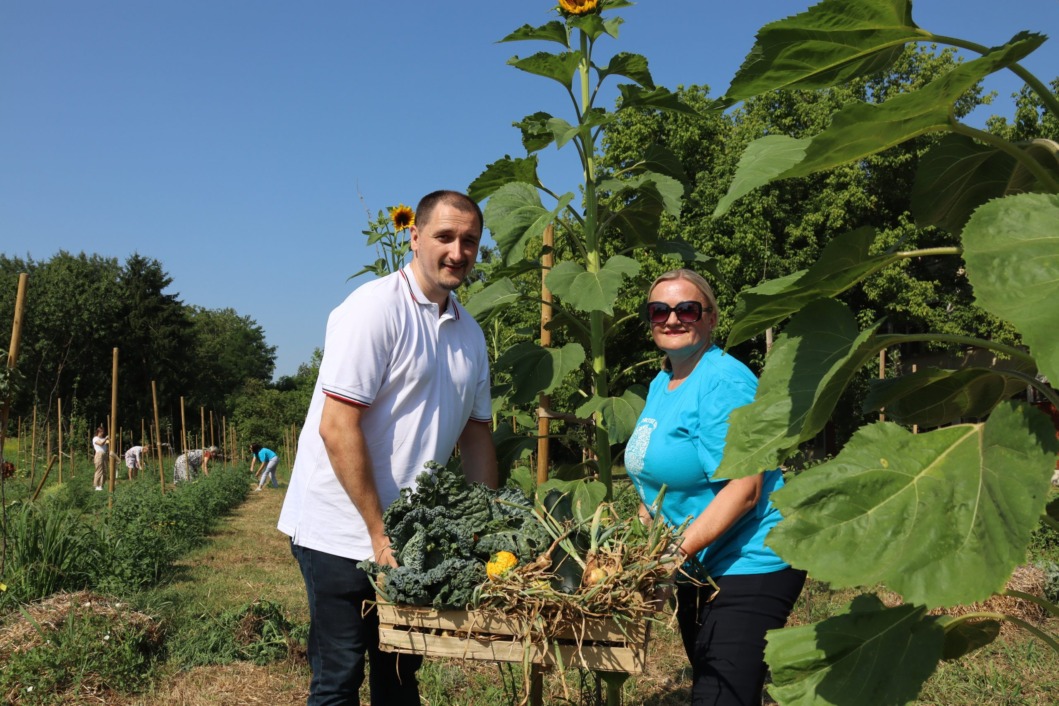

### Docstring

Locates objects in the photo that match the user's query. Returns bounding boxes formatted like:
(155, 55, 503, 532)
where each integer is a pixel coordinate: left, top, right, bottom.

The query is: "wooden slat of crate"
(376, 603, 648, 673)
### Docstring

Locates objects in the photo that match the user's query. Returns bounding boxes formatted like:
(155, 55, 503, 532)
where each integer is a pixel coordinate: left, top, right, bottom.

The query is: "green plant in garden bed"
(0, 592, 165, 705)
(167, 599, 303, 668)
(1, 464, 250, 609)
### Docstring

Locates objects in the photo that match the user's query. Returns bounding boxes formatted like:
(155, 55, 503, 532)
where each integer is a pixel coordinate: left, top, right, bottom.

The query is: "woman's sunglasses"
(643, 300, 712, 324)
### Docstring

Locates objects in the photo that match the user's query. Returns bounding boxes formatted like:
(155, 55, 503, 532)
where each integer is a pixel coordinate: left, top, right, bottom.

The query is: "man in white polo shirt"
(278, 190, 497, 706)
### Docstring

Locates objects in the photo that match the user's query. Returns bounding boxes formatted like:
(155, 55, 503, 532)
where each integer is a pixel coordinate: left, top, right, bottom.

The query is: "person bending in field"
(249, 443, 280, 490)
(124, 443, 149, 479)
(173, 446, 216, 483)
(279, 190, 497, 706)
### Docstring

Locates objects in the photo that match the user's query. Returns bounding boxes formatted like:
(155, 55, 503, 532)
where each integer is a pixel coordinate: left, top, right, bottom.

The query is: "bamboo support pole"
(30, 403, 37, 485)
(31, 455, 58, 502)
(222, 416, 228, 464)
(108, 348, 118, 503)
(1, 272, 29, 579)
(152, 381, 165, 493)
(57, 398, 63, 483)
(209, 410, 215, 449)
(200, 406, 205, 453)
(180, 396, 187, 456)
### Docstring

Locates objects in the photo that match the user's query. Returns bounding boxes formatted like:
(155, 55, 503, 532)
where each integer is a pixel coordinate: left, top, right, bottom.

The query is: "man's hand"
(373, 537, 399, 568)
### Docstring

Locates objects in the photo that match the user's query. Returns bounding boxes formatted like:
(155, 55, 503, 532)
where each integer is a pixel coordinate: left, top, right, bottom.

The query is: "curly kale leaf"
(368, 461, 541, 609)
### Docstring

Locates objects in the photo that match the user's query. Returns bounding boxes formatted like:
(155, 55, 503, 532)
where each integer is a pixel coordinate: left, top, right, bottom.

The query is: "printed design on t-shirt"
(625, 418, 657, 477)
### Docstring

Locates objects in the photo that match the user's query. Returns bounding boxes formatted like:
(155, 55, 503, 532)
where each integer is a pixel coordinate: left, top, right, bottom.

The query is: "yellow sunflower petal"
(558, 0, 599, 16)
(389, 204, 415, 231)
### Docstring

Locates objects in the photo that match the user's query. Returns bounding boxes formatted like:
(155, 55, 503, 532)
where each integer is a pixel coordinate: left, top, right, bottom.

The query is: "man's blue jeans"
(291, 541, 422, 706)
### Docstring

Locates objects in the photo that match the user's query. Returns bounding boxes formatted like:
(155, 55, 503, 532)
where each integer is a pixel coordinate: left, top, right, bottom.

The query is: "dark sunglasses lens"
(675, 301, 702, 323)
(647, 303, 670, 323)
(646, 301, 703, 323)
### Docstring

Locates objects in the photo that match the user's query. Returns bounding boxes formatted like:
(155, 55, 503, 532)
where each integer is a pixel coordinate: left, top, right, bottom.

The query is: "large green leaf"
(484, 182, 573, 264)
(715, 33, 1046, 216)
(766, 594, 944, 706)
(508, 51, 584, 90)
(713, 136, 811, 216)
(575, 385, 647, 444)
(515, 111, 558, 153)
(468, 155, 540, 202)
(598, 172, 685, 247)
(463, 278, 522, 320)
(597, 52, 654, 89)
(725, 0, 918, 102)
(616, 85, 701, 115)
(494, 341, 586, 405)
(910, 134, 1018, 235)
(492, 426, 537, 478)
(962, 193, 1059, 385)
(864, 366, 1032, 428)
(545, 255, 640, 315)
(498, 21, 569, 48)
(718, 299, 883, 478)
(727, 227, 895, 347)
(938, 616, 1000, 660)
(768, 401, 1059, 608)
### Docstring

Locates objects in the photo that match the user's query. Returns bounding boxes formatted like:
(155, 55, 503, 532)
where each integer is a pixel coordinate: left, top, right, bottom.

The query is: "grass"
(1, 463, 1058, 705)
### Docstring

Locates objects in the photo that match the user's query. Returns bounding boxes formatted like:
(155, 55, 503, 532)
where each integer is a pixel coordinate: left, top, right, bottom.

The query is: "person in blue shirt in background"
(249, 443, 280, 491)
(625, 268, 806, 706)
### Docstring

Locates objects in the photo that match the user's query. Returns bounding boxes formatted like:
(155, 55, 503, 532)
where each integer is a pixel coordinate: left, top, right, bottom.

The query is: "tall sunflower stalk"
(349, 204, 415, 280)
(468, 0, 696, 497)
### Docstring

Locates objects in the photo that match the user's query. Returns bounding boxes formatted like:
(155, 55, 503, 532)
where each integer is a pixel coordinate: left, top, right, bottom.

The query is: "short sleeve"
(317, 285, 397, 407)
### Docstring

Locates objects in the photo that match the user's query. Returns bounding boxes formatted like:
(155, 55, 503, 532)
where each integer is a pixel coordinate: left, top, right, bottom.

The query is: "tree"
(183, 306, 276, 415)
(707, 1, 1059, 702)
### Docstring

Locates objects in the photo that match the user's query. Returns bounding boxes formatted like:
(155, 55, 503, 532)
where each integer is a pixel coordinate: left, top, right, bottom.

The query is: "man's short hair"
(415, 190, 483, 235)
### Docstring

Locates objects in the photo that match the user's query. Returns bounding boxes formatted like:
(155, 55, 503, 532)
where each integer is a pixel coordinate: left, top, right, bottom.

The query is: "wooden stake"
(1, 272, 29, 578)
(180, 396, 187, 456)
(31, 455, 58, 502)
(152, 381, 165, 494)
(109, 347, 119, 503)
(30, 403, 37, 486)
(57, 398, 63, 483)
(200, 406, 206, 452)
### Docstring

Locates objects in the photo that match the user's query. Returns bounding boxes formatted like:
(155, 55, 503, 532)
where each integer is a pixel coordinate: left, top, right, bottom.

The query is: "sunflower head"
(557, 0, 600, 16)
(390, 204, 415, 231)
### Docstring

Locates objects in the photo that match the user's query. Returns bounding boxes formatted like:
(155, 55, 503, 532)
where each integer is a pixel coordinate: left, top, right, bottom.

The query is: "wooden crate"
(376, 602, 650, 673)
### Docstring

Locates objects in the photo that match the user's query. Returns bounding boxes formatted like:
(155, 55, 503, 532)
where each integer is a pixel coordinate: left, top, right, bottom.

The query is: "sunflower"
(558, 0, 600, 15)
(389, 204, 415, 231)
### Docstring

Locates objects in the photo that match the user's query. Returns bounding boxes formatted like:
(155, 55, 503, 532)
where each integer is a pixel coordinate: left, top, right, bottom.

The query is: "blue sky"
(2, 1, 1057, 378)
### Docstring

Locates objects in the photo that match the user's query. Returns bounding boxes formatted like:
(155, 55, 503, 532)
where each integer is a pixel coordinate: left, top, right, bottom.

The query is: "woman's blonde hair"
(647, 268, 718, 312)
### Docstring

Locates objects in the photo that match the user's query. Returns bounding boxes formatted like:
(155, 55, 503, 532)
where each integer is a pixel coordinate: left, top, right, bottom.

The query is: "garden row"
(1, 463, 250, 610)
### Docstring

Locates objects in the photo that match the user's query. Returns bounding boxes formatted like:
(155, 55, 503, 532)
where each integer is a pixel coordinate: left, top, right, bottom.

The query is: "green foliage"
(167, 599, 300, 667)
(471, 3, 701, 492)
(706, 0, 1059, 702)
(360, 462, 551, 609)
(0, 252, 276, 445)
(0, 598, 164, 704)
(0, 502, 95, 606)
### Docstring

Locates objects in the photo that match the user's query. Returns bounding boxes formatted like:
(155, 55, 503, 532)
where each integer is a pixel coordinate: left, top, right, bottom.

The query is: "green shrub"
(0, 502, 95, 608)
(167, 599, 300, 667)
(0, 594, 164, 704)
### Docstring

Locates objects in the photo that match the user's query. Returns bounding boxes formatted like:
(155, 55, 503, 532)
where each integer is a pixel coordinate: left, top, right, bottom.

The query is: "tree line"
(0, 251, 307, 456)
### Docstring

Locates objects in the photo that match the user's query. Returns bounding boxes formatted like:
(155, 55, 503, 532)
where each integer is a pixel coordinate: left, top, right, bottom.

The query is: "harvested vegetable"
(486, 551, 518, 579)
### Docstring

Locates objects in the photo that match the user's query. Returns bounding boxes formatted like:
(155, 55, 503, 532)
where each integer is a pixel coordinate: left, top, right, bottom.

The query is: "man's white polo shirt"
(277, 264, 491, 561)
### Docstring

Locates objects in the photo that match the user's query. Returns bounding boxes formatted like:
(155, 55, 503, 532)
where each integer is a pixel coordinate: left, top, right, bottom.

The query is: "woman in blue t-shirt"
(249, 443, 280, 490)
(625, 268, 805, 705)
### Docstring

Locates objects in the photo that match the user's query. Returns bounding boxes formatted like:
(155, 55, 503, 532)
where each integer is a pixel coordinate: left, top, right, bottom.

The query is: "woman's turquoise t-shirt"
(624, 345, 788, 577)
(257, 448, 277, 463)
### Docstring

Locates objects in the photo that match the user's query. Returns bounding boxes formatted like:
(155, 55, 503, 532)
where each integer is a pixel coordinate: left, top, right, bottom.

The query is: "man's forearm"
(458, 420, 498, 489)
(319, 397, 390, 560)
